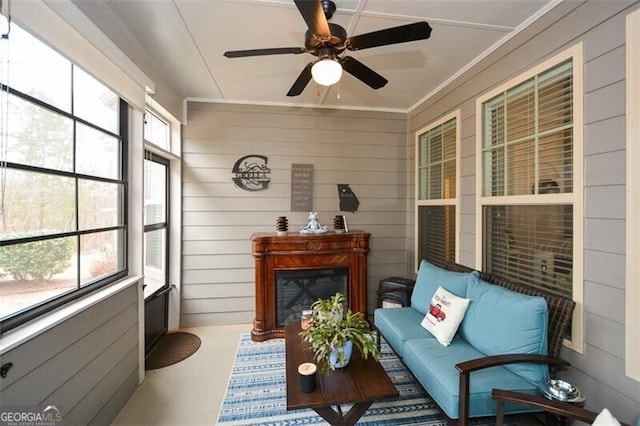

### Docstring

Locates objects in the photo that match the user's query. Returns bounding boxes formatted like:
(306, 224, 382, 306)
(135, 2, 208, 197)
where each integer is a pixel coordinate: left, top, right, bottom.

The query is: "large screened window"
(0, 19, 127, 331)
(416, 113, 459, 268)
(478, 46, 583, 347)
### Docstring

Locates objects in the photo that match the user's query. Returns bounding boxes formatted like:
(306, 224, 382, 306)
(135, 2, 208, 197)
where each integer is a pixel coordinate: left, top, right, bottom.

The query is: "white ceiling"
(74, 0, 557, 112)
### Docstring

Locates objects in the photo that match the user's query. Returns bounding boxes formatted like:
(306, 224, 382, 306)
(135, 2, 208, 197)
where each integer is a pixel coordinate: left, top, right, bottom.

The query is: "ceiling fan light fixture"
(311, 58, 342, 86)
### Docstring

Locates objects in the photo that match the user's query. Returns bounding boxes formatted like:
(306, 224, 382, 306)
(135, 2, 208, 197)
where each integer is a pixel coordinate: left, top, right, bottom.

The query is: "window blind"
(418, 118, 456, 200)
(419, 205, 456, 268)
(482, 60, 573, 197)
(481, 59, 574, 301)
(484, 205, 573, 299)
(416, 116, 457, 266)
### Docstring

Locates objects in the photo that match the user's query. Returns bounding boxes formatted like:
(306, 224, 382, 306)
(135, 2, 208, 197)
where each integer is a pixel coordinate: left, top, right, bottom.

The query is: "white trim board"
(625, 7, 640, 383)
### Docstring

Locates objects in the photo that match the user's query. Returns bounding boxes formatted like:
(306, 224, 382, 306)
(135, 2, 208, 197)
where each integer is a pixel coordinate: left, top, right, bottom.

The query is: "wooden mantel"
(251, 231, 370, 341)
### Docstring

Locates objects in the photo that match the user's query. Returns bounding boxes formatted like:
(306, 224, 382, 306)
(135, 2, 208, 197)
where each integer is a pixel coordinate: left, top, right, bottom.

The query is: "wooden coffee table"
(285, 322, 398, 425)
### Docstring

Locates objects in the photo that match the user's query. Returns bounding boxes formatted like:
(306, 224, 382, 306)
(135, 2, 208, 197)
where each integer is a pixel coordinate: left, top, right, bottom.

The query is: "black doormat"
(145, 331, 201, 370)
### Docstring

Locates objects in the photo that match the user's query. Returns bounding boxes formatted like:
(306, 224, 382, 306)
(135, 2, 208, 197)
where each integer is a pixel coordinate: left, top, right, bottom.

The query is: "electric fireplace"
(251, 231, 370, 341)
(275, 267, 348, 325)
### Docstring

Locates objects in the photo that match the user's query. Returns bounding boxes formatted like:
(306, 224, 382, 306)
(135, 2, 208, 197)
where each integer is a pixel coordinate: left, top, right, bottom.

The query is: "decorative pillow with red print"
(420, 286, 470, 346)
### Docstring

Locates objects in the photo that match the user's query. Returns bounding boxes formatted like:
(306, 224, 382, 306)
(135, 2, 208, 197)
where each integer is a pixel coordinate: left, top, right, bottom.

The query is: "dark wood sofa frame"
(375, 262, 576, 426)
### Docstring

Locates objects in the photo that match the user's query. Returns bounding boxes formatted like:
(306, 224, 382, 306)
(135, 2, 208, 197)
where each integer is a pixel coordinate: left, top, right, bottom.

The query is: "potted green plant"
(300, 292, 379, 372)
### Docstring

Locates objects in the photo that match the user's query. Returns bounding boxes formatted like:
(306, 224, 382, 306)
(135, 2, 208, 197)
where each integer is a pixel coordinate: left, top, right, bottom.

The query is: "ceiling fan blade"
(346, 21, 432, 51)
(340, 56, 387, 89)
(294, 0, 331, 38)
(287, 62, 314, 97)
(224, 47, 306, 58)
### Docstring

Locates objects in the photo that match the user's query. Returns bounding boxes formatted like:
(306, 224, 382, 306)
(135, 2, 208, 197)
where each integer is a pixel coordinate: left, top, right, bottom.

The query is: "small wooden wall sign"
(291, 163, 314, 211)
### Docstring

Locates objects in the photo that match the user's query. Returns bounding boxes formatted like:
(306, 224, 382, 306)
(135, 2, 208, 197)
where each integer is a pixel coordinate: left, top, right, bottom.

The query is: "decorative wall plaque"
(338, 184, 359, 212)
(291, 163, 314, 211)
(232, 155, 271, 191)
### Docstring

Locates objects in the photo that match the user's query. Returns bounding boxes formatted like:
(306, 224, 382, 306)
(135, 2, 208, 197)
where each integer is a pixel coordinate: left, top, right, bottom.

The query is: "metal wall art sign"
(338, 184, 359, 212)
(232, 155, 271, 191)
(290, 163, 314, 211)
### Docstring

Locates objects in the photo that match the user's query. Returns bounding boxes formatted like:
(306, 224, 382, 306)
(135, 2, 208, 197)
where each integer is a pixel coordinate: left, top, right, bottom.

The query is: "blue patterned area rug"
(217, 333, 518, 425)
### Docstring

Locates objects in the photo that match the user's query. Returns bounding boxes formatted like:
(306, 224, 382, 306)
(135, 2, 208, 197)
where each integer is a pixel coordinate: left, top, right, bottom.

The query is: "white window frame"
(144, 108, 171, 151)
(475, 44, 584, 353)
(625, 8, 640, 381)
(414, 110, 461, 269)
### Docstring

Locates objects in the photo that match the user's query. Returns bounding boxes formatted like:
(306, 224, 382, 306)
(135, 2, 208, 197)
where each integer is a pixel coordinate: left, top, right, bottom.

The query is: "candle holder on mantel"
(333, 215, 346, 234)
(276, 216, 288, 236)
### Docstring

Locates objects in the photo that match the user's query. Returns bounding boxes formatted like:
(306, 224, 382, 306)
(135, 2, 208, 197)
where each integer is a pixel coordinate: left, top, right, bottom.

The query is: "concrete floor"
(112, 324, 252, 426)
(111, 323, 544, 426)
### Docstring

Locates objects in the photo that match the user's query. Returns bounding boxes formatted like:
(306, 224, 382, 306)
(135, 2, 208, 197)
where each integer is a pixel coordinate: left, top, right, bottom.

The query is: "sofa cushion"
(460, 277, 549, 385)
(374, 307, 432, 357)
(403, 337, 540, 419)
(420, 286, 470, 346)
(411, 260, 477, 315)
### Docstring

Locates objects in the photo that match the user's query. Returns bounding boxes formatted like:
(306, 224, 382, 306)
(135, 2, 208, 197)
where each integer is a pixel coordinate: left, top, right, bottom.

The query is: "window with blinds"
(480, 59, 574, 301)
(416, 115, 458, 267)
(419, 205, 456, 268)
(418, 118, 456, 200)
(482, 60, 573, 197)
(484, 205, 573, 298)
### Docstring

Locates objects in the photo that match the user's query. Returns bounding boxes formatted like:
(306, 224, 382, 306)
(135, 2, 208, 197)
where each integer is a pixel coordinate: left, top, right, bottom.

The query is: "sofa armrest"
(455, 354, 570, 426)
(375, 286, 414, 297)
(375, 278, 416, 308)
(456, 353, 570, 374)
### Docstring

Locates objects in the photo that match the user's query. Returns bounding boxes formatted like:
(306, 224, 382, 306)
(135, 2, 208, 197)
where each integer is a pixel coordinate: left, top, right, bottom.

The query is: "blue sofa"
(374, 260, 574, 425)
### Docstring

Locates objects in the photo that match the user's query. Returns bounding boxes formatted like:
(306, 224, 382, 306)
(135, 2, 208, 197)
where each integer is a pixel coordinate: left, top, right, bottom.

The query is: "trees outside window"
(0, 19, 127, 331)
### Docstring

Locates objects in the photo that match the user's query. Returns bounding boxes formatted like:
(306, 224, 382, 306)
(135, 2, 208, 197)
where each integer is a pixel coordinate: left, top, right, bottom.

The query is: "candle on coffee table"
(298, 362, 317, 393)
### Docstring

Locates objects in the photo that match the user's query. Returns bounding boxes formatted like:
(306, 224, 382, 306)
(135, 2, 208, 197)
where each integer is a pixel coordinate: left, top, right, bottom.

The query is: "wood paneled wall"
(408, 0, 640, 422)
(0, 283, 139, 424)
(182, 103, 409, 326)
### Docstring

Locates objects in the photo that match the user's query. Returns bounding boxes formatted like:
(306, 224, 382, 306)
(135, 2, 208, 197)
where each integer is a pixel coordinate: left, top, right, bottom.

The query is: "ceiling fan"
(223, 0, 432, 97)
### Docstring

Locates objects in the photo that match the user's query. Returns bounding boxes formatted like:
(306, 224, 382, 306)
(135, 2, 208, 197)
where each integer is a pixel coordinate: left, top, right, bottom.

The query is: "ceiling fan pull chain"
(316, 83, 321, 97)
(337, 80, 341, 100)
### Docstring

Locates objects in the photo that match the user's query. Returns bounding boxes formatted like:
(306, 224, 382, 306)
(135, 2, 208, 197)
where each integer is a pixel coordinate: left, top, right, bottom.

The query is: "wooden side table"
(491, 389, 631, 426)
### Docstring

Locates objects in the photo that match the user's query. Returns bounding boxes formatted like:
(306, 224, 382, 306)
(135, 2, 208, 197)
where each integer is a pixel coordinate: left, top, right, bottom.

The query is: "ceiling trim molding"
(358, 11, 515, 32)
(185, 97, 408, 114)
(87, 0, 164, 88)
(408, 0, 564, 113)
(44, 0, 154, 95)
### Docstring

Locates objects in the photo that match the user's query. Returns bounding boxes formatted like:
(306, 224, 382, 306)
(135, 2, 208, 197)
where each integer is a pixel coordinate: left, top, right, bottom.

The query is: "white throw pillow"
(592, 408, 621, 426)
(420, 286, 470, 346)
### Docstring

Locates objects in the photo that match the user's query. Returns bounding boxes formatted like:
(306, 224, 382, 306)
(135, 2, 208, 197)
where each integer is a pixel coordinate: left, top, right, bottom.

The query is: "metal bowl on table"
(540, 379, 585, 404)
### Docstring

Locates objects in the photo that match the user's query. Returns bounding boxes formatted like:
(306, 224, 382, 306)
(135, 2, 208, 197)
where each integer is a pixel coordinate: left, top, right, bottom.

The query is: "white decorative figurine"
(300, 212, 328, 234)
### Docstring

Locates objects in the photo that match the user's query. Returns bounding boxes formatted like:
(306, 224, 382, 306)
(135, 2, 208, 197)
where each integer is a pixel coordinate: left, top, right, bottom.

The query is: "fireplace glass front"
(275, 267, 349, 326)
